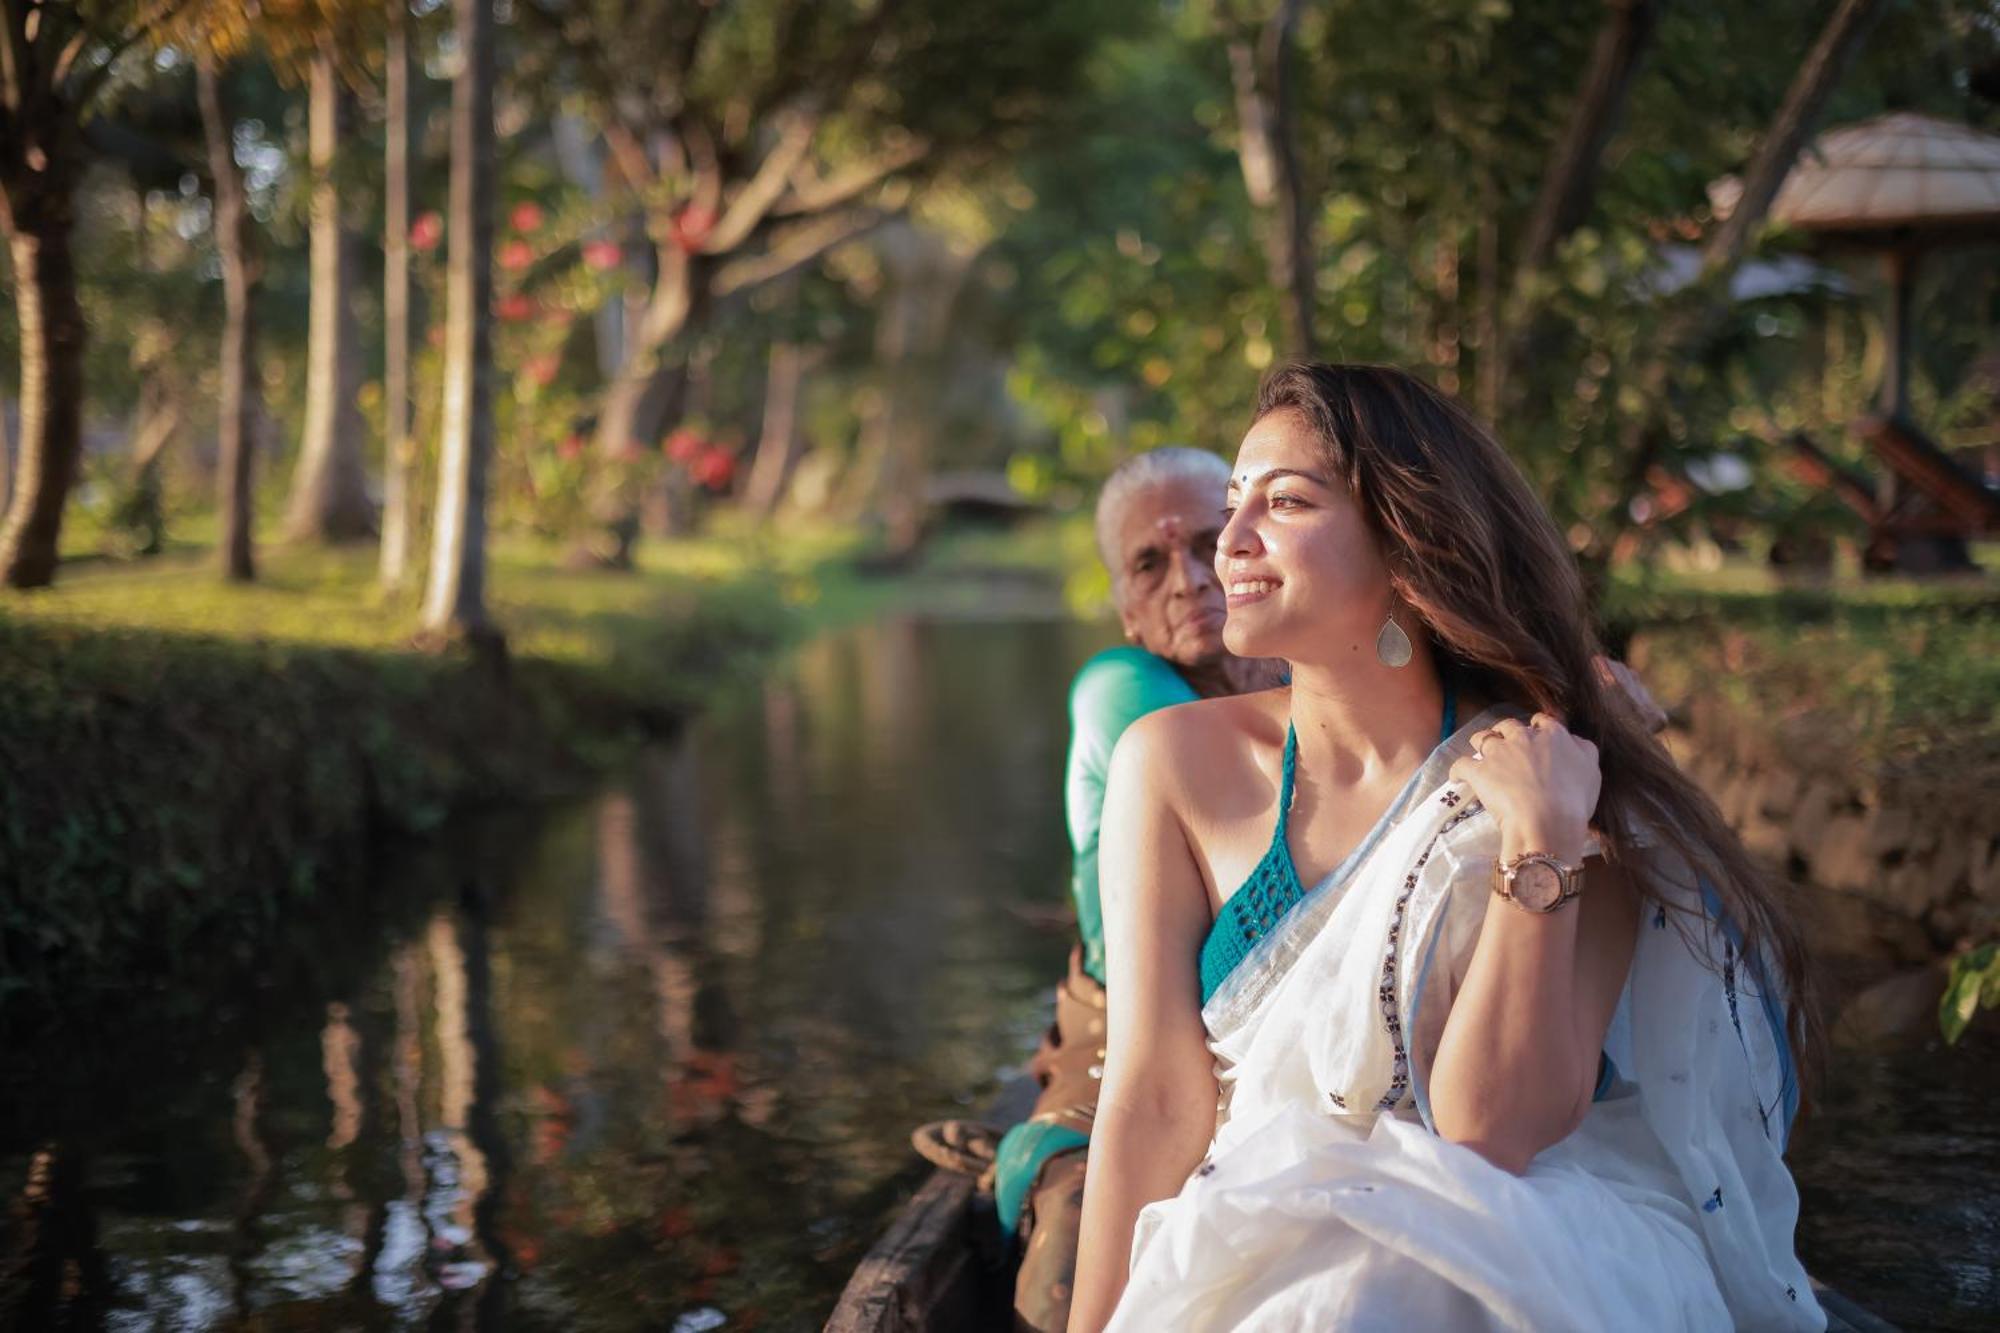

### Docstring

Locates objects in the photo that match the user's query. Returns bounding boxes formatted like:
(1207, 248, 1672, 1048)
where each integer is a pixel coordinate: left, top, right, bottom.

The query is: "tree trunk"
(0, 394, 11, 519)
(841, 221, 975, 554)
(549, 112, 629, 379)
(380, 3, 415, 590)
(420, 0, 500, 652)
(1499, 0, 1661, 407)
(120, 377, 177, 557)
(1228, 0, 1314, 360)
(1591, 0, 1888, 567)
(1428, 231, 1461, 396)
(197, 55, 260, 582)
(1513, 0, 1660, 285)
(743, 339, 819, 519)
(286, 45, 375, 544)
(0, 188, 85, 590)
(1701, 0, 1885, 272)
(576, 244, 709, 568)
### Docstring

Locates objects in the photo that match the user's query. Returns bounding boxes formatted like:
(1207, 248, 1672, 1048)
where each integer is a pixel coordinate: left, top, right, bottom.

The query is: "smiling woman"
(1069, 364, 1823, 1333)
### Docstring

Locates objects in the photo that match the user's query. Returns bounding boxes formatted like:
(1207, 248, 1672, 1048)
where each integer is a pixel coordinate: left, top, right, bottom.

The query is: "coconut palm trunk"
(197, 54, 260, 582)
(285, 42, 374, 543)
(420, 0, 501, 652)
(0, 169, 85, 589)
(380, 0, 416, 590)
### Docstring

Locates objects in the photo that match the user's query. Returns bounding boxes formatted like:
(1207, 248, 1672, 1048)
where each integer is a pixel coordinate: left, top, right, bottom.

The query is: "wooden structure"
(1716, 112, 2000, 572)
(1784, 418, 2000, 572)
(825, 1078, 1035, 1333)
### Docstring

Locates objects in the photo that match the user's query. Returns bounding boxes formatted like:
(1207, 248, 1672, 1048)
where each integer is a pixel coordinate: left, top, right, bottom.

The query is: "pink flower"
(495, 293, 536, 321)
(582, 238, 623, 272)
(510, 201, 544, 233)
(524, 353, 559, 387)
(410, 211, 444, 252)
(693, 445, 736, 492)
(669, 203, 716, 254)
(558, 434, 585, 461)
(499, 239, 535, 272)
(664, 427, 705, 464)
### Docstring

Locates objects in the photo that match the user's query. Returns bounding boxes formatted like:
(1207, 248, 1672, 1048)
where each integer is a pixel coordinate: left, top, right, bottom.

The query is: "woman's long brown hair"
(1255, 362, 1820, 1092)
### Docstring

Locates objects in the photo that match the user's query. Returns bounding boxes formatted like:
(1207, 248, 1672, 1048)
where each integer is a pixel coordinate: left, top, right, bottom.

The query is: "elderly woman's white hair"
(1093, 447, 1232, 585)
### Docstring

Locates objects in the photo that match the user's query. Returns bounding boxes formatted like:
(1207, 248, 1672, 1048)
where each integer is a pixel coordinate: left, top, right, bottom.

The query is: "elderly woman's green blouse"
(1064, 645, 1201, 985)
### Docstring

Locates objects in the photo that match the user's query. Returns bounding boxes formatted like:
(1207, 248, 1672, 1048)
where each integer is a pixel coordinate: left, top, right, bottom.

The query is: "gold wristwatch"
(1492, 851, 1585, 913)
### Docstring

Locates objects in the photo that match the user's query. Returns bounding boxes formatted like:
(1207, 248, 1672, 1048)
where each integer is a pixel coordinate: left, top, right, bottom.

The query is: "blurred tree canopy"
(2, 0, 1995, 584)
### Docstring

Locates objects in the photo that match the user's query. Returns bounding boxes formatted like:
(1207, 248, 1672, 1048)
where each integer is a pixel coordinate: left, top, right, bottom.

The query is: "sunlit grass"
(1605, 556, 1999, 765)
(9, 523, 871, 669)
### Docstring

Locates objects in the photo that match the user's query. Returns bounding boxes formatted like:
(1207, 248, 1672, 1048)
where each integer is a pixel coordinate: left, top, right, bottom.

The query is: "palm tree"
(378, 0, 416, 590)
(419, 0, 500, 654)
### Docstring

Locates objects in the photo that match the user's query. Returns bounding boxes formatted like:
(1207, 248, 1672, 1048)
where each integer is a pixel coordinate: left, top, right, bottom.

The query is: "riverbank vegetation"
(2, 1, 1994, 1028)
(1604, 559, 2000, 772)
(0, 528, 869, 1012)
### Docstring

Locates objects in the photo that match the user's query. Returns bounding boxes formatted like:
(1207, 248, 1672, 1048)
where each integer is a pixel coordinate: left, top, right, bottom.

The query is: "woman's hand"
(1446, 713, 1599, 863)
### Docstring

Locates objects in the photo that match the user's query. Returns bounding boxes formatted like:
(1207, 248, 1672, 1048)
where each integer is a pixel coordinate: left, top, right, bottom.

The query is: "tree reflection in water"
(0, 618, 1107, 1328)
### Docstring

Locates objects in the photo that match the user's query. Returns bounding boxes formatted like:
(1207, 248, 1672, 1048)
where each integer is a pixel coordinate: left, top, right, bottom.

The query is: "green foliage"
(0, 534, 865, 1007)
(1606, 561, 2000, 769)
(1942, 942, 2000, 1044)
(985, 0, 2000, 560)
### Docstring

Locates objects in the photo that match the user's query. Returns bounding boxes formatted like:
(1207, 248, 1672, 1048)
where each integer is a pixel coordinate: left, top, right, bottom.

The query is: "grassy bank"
(1602, 563, 2000, 788)
(0, 528, 892, 1009)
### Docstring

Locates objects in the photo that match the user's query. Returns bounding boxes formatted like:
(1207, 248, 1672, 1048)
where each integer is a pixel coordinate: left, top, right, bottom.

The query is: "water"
(1792, 1029, 2000, 1330)
(3, 615, 1993, 1330)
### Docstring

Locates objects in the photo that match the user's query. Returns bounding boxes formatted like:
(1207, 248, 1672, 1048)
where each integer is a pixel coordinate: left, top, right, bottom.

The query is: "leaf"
(1940, 943, 2000, 1045)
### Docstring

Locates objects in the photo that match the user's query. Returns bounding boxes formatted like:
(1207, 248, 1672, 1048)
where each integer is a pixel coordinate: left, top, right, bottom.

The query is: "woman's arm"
(1432, 714, 1639, 1174)
(1067, 715, 1219, 1333)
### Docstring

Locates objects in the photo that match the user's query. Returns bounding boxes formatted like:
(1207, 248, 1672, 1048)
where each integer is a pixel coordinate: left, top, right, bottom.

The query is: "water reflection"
(4, 614, 1978, 1330)
(0, 617, 1102, 1329)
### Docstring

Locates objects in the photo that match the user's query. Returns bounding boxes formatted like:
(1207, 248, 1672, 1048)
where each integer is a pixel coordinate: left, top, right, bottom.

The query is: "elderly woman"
(988, 447, 1278, 1333)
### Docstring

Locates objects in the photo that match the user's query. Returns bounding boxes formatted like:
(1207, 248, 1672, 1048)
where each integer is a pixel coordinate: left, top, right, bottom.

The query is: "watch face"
(1510, 860, 1564, 911)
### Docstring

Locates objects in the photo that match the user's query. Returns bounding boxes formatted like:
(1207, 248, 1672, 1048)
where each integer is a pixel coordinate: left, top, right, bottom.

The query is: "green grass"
(0, 521, 890, 1012)
(1602, 559, 2000, 778)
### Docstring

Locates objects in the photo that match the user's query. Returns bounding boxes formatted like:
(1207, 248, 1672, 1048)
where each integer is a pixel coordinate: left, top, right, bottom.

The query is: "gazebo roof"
(1709, 111, 2000, 241)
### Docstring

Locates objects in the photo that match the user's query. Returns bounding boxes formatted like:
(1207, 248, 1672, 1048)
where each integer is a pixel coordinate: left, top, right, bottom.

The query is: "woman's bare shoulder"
(1109, 687, 1289, 804)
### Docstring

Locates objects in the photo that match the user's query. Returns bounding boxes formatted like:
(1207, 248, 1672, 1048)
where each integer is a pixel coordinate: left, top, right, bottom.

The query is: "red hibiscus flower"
(410, 211, 444, 252)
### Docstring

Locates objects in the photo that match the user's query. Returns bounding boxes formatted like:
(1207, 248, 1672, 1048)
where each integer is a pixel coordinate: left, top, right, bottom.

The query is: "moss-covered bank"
(0, 534, 882, 1012)
(1601, 568, 2000, 1010)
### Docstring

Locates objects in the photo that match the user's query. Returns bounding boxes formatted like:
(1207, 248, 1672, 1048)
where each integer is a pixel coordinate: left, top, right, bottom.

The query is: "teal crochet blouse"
(1197, 682, 1457, 1003)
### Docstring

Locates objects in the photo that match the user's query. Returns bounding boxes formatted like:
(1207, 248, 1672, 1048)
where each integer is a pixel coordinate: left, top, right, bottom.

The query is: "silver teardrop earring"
(1375, 606, 1413, 668)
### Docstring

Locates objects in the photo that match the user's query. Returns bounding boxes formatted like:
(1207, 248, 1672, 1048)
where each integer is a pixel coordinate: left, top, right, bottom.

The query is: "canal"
(3, 614, 1993, 1329)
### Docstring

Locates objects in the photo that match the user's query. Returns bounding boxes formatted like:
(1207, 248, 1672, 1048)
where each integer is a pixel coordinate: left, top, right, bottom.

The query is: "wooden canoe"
(825, 1078, 1037, 1333)
(824, 1078, 1900, 1333)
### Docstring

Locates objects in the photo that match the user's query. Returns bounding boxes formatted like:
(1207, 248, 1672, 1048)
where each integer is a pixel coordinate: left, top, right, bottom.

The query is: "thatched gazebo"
(1712, 111, 2000, 571)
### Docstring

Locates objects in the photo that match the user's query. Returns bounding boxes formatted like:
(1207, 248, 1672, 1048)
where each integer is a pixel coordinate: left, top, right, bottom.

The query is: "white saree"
(1106, 707, 1821, 1332)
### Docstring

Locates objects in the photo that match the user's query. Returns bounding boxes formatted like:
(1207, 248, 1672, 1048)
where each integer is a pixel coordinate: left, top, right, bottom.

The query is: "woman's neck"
(1284, 646, 1452, 786)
